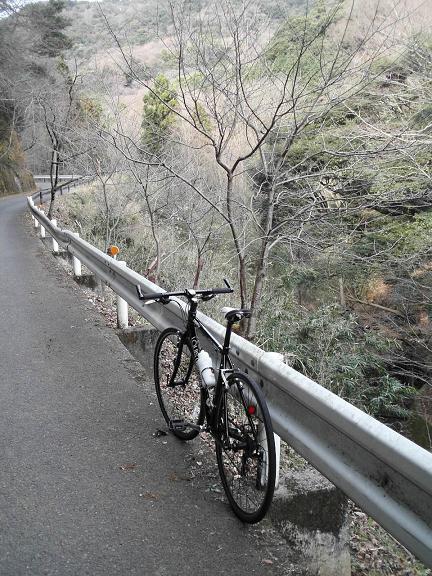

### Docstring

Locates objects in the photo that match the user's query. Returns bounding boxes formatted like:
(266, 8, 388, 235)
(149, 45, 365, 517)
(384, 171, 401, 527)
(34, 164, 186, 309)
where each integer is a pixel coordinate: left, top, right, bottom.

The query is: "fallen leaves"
(139, 491, 160, 500)
(350, 503, 429, 576)
(119, 463, 137, 471)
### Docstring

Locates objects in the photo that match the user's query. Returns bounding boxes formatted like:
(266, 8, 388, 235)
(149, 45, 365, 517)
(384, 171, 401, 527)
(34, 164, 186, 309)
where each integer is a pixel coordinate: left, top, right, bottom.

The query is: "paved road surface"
(0, 195, 291, 576)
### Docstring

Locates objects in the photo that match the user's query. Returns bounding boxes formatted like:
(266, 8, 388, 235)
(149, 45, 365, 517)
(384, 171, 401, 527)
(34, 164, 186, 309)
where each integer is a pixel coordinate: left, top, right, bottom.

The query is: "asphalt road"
(0, 195, 291, 576)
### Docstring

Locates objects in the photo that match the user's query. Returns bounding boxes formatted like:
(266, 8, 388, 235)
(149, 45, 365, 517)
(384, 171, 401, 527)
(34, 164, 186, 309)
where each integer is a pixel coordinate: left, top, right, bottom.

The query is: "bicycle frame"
(142, 282, 276, 522)
(168, 297, 235, 433)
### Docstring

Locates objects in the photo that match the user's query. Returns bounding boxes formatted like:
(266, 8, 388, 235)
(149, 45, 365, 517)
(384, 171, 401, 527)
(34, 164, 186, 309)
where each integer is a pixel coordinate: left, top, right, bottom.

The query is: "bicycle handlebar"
(136, 279, 233, 302)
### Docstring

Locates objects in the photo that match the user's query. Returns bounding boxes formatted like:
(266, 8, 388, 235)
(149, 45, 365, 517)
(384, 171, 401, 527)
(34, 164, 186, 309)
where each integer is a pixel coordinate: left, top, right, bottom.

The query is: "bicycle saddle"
(221, 307, 252, 322)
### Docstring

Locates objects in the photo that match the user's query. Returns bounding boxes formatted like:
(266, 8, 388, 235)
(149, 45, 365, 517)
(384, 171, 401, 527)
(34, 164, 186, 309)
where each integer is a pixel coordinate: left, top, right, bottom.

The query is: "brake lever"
(202, 294, 215, 302)
(223, 278, 232, 291)
(136, 285, 170, 304)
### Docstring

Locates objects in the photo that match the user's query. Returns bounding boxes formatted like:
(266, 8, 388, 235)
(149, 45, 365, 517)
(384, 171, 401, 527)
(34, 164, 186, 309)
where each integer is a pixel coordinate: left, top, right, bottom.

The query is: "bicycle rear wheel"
(154, 328, 205, 440)
(215, 372, 276, 523)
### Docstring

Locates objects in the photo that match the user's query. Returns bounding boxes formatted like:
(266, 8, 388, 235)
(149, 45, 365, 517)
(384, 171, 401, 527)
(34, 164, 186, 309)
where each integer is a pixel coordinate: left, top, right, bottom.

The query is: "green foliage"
(266, 0, 343, 77)
(141, 74, 178, 153)
(363, 376, 417, 419)
(351, 218, 419, 264)
(282, 266, 320, 289)
(280, 123, 350, 174)
(257, 299, 417, 419)
(376, 213, 432, 257)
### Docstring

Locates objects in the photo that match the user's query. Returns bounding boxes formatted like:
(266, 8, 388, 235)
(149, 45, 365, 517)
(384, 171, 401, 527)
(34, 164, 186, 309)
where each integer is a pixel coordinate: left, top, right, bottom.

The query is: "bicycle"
(136, 280, 276, 523)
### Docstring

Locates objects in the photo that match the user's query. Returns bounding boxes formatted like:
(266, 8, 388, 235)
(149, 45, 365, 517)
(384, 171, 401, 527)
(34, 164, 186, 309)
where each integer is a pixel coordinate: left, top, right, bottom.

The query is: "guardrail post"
(260, 352, 284, 488)
(28, 197, 39, 228)
(274, 432, 281, 487)
(116, 261, 129, 329)
(258, 424, 281, 489)
(40, 213, 46, 238)
(271, 468, 351, 576)
(72, 232, 82, 277)
(51, 219, 59, 254)
(31, 199, 38, 227)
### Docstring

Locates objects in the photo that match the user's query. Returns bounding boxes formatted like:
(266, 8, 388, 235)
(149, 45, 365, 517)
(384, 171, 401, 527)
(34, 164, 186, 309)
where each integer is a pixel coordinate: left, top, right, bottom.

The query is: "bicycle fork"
(167, 334, 189, 389)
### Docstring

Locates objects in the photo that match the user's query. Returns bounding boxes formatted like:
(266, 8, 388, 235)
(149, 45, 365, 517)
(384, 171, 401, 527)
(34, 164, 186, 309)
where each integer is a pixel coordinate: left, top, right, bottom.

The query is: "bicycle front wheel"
(215, 372, 276, 523)
(154, 327, 205, 440)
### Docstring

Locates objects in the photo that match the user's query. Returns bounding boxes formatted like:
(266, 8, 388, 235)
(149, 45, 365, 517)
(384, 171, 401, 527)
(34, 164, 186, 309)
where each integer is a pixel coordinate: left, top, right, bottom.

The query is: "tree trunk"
(48, 146, 60, 218)
(247, 242, 269, 339)
(193, 255, 204, 289)
(101, 181, 111, 252)
(154, 237, 161, 284)
(146, 252, 162, 284)
(246, 181, 275, 340)
(226, 173, 247, 308)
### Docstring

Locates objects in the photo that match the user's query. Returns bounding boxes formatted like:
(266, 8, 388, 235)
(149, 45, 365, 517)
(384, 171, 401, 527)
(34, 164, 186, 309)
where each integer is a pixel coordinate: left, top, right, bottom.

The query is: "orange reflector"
(108, 245, 120, 256)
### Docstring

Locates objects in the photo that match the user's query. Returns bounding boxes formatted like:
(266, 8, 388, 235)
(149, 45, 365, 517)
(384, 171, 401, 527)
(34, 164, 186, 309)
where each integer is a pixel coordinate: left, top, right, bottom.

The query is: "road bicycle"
(136, 280, 276, 523)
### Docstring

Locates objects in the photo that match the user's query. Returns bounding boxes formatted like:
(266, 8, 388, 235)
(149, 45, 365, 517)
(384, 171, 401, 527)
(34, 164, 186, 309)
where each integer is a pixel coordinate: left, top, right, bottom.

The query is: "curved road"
(0, 195, 290, 576)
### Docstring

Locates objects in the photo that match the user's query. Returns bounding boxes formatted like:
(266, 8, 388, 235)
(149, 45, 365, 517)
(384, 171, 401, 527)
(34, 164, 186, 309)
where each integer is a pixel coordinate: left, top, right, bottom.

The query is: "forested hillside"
(0, 0, 77, 194)
(0, 3, 34, 195)
(64, 0, 303, 57)
(3, 0, 431, 451)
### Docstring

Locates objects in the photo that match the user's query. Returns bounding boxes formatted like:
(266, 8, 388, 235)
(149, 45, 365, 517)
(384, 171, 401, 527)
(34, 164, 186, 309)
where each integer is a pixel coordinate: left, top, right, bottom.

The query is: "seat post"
(223, 319, 234, 353)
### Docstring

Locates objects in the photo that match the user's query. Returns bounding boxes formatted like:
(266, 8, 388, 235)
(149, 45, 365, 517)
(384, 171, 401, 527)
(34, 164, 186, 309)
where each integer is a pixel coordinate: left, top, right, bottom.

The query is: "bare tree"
(35, 61, 82, 216)
(102, 0, 418, 337)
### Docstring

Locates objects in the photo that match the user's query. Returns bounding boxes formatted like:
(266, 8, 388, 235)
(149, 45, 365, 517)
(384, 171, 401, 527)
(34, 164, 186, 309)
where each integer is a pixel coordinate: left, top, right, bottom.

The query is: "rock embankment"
(0, 112, 35, 196)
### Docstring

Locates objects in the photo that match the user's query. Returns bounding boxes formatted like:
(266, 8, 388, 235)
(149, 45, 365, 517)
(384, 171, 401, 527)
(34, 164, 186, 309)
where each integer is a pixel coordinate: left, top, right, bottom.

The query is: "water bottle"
(196, 350, 216, 388)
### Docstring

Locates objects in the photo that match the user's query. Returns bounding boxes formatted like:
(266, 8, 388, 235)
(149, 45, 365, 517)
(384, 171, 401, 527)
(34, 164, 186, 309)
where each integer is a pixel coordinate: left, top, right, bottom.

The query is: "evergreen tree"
(141, 74, 177, 153)
(27, 0, 72, 58)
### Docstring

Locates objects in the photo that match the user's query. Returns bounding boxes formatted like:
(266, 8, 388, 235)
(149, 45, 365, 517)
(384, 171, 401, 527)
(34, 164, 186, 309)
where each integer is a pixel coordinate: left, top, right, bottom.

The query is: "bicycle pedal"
(170, 419, 187, 432)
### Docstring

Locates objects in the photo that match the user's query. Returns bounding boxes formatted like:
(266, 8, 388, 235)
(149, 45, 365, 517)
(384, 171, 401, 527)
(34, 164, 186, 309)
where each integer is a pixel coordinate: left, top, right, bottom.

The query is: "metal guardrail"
(33, 174, 83, 181)
(33, 176, 86, 204)
(27, 196, 432, 567)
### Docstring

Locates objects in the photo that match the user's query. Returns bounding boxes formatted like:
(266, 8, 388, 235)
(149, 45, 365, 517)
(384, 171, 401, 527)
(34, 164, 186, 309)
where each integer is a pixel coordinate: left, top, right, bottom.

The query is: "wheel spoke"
(154, 329, 203, 441)
(215, 373, 276, 522)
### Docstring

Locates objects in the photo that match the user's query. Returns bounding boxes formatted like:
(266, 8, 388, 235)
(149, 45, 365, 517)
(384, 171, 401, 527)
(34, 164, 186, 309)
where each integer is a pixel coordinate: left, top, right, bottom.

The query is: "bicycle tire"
(154, 327, 205, 440)
(215, 372, 276, 523)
